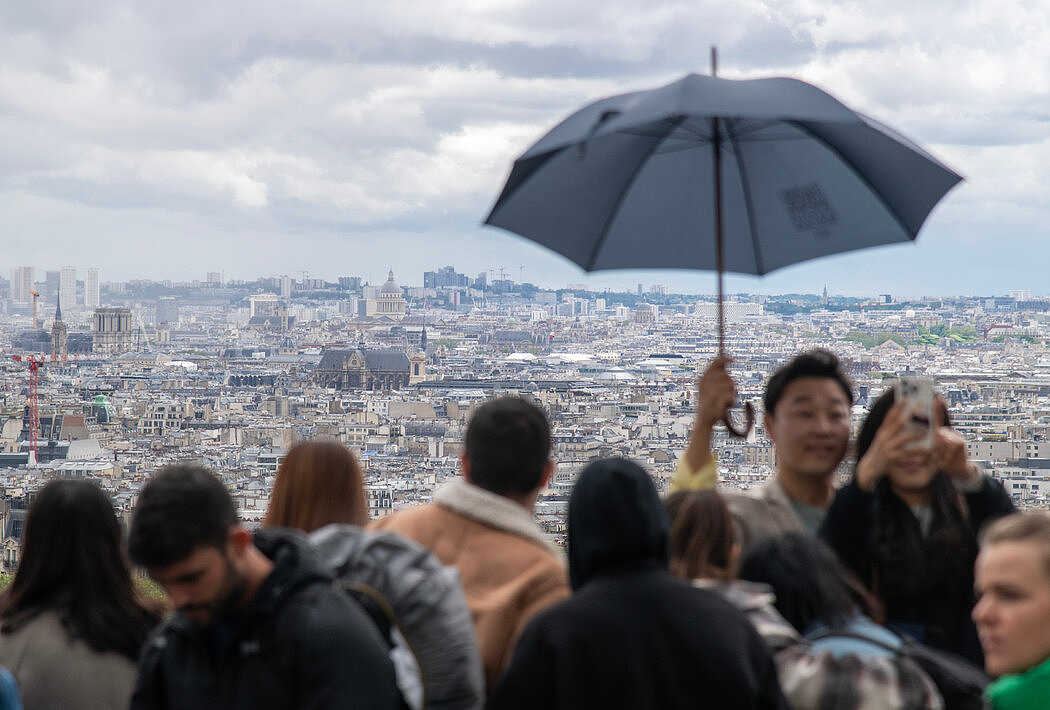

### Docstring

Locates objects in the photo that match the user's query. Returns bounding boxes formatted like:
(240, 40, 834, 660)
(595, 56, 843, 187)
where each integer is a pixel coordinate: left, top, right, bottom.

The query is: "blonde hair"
(980, 512, 1050, 581)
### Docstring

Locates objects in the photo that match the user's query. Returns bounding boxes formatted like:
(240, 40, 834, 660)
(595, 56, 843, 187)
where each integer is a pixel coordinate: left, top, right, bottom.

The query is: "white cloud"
(1, 0, 1049, 294)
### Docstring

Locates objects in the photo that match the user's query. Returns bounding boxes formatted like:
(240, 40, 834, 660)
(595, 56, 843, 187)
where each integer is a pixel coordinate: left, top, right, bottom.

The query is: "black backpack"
(807, 628, 989, 710)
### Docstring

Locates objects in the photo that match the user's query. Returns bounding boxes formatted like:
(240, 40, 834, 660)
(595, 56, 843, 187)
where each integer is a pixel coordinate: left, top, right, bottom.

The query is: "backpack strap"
(804, 627, 901, 654)
(340, 582, 395, 650)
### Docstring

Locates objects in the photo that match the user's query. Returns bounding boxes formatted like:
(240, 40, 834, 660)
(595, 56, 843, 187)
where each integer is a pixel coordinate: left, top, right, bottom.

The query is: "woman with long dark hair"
(0, 479, 161, 709)
(820, 388, 1014, 663)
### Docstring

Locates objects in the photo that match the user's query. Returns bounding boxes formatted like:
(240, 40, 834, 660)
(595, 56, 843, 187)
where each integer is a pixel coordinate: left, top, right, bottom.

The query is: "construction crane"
(13, 353, 46, 463)
(11, 352, 107, 464)
(29, 290, 39, 329)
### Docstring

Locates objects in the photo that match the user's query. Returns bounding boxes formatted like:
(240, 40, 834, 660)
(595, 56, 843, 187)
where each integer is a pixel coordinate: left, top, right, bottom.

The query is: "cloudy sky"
(1, 0, 1046, 296)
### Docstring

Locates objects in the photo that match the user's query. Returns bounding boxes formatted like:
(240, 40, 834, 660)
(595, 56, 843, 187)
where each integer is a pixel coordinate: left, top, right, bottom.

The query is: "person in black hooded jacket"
(127, 464, 400, 710)
(490, 457, 788, 710)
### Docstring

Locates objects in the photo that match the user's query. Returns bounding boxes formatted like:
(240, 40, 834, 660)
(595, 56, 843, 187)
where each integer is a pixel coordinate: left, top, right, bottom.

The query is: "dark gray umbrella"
(484, 58, 961, 434)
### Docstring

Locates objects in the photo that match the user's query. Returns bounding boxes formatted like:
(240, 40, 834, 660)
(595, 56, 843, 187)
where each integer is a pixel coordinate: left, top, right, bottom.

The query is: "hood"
(567, 457, 669, 590)
(251, 528, 332, 614)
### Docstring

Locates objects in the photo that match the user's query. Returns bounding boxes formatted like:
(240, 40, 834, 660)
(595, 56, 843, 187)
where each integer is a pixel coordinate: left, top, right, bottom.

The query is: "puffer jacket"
(129, 529, 400, 710)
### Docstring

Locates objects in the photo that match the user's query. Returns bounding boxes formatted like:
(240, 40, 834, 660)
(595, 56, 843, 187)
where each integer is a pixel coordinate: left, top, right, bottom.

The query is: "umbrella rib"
(726, 122, 765, 275)
(788, 120, 916, 239)
(584, 116, 686, 271)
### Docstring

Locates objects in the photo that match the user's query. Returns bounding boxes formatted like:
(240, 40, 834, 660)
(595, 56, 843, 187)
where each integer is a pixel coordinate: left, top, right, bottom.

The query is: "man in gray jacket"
(128, 464, 400, 710)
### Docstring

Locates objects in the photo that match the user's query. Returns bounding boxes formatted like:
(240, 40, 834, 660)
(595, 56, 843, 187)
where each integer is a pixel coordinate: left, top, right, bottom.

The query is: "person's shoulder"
(369, 502, 443, 533)
(722, 487, 769, 513)
(279, 574, 359, 622)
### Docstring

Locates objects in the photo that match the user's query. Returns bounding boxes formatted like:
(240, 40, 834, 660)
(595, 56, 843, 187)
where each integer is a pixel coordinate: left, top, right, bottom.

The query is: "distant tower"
(60, 266, 76, 310)
(84, 268, 101, 308)
(51, 295, 68, 358)
(821, 284, 829, 307)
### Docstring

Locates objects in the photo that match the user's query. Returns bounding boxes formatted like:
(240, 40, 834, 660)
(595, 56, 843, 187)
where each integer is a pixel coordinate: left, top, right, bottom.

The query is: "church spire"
(54, 293, 63, 321)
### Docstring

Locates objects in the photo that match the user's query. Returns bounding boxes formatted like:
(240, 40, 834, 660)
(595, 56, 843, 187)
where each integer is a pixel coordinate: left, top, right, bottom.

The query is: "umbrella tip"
(711, 46, 718, 77)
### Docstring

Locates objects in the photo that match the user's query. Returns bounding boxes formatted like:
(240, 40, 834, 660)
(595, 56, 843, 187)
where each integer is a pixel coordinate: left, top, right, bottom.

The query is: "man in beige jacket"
(372, 397, 569, 693)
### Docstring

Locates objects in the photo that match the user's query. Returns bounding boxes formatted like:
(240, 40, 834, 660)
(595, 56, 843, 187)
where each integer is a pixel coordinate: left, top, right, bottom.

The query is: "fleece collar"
(433, 478, 552, 551)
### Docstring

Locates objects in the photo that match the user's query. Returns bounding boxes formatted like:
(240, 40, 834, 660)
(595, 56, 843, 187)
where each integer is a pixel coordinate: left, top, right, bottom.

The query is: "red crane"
(11, 352, 105, 463)
(12, 354, 48, 462)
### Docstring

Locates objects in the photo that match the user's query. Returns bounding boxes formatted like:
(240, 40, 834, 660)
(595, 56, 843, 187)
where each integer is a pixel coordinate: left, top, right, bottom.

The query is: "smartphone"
(895, 376, 935, 450)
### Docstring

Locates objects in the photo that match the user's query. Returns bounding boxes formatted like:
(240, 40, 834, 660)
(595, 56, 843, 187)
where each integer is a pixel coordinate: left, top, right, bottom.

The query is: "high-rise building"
(156, 296, 180, 326)
(249, 294, 280, 318)
(207, 272, 222, 285)
(44, 271, 60, 302)
(60, 266, 76, 309)
(10, 266, 34, 303)
(280, 275, 292, 299)
(424, 266, 469, 289)
(85, 268, 100, 308)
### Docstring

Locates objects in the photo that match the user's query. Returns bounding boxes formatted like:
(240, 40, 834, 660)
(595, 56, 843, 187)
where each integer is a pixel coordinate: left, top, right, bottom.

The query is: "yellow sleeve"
(669, 452, 718, 492)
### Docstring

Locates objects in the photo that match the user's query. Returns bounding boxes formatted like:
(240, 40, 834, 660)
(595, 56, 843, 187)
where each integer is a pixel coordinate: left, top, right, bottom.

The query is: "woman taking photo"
(974, 512, 1050, 708)
(820, 388, 1014, 663)
(0, 479, 161, 710)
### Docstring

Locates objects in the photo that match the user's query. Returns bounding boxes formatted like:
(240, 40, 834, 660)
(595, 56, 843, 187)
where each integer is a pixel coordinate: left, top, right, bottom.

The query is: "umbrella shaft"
(713, 115, 726, 357)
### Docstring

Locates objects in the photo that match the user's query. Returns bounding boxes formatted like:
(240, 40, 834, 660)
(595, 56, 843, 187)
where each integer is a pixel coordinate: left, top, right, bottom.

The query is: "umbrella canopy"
(485, 72, 962, 276)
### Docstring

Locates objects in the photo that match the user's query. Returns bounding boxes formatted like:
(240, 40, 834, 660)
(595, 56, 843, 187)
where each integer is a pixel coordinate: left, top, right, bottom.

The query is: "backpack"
(310, 525, 484, 710)
(806, 627, 989, 710)
(0, 668, 22, 710)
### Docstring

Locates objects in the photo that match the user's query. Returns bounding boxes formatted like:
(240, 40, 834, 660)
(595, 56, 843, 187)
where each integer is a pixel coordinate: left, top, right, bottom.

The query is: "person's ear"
(727, 543, 741, 578)
(459, 452, 471, 482)
(226, 525, 251, 559)
(539, 459, 555, 489)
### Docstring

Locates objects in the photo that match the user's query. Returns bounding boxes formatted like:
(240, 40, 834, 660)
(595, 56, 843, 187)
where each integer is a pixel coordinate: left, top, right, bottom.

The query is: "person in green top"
(974, 512, 1050, 709)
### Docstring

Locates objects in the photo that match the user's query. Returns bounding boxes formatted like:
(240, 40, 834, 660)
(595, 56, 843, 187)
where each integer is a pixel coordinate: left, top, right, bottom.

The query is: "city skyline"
(1, 1, 1048, 295)
(2, 260, 1046, 301)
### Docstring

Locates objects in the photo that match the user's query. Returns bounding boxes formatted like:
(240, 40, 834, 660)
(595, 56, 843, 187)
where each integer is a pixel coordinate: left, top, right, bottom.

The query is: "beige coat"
(372, 479, 569, 691)
(725, 477, 806, 553)
(0, 610, 139, 710)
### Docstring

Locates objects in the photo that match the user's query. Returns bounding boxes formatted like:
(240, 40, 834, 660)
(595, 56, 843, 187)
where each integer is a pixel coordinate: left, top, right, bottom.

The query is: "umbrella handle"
(722, 401, 755, 438)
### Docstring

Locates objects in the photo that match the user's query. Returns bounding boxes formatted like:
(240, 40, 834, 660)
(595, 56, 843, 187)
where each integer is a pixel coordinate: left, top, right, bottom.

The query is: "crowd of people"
(0, 350, 1047, 709)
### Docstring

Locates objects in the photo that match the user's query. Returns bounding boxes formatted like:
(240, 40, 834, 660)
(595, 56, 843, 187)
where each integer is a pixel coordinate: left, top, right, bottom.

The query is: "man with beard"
(127, 464, 399, 710)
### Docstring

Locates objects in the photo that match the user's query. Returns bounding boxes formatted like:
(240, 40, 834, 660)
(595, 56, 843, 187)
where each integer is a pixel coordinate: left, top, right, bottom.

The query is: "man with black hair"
(127, 464, 400, 710)
(372, 396, 569, 692)
(671, 350, 853, 551)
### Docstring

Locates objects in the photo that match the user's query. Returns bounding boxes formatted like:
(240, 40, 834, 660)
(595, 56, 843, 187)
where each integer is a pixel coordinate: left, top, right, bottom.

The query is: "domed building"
(376, 270, 406, 319)
(363, 270, 407, 320)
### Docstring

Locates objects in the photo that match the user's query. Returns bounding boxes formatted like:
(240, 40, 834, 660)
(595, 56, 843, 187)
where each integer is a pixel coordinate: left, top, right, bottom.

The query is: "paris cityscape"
(1, 263, 1048, 568)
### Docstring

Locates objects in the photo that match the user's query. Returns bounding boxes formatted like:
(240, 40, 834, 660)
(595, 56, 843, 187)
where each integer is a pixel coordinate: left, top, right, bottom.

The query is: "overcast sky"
(1, 0, 1046, 296)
